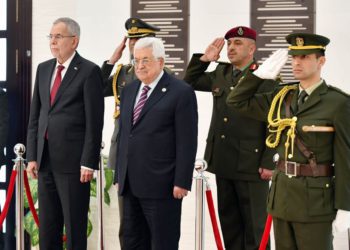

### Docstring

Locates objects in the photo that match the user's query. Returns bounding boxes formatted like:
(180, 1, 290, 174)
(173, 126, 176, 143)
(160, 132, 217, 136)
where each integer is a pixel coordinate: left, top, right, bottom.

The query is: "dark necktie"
(50, 65, 65, 105)
(232, 69, 241, 79)
(133, 85, 151, 125)
(297, 90, 308, 108)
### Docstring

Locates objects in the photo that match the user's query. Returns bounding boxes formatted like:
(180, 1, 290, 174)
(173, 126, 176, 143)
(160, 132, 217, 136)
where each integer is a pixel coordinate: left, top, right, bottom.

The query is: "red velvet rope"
(205, 189, 224, 250)
(0, 170, 18, 229)
(23, 171, 39, 227)
(258, 214, 273, 250)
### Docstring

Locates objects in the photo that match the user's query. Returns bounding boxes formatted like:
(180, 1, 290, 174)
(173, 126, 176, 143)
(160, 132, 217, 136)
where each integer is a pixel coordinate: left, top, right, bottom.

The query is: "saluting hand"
(200, 37, 225, 62)
(173, 186, 188, 199)
(108, 36, 128, 64)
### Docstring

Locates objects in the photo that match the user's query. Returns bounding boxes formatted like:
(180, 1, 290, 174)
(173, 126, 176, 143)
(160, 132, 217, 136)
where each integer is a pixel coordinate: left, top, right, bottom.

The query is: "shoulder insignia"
(328, 85, 350, 97)
(249, 63, 258, 71)
(279, 81, 298, 87)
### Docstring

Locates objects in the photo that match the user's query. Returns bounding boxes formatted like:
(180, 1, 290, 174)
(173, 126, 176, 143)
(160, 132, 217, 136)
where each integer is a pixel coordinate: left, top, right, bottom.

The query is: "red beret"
(224, 26, 257, 41)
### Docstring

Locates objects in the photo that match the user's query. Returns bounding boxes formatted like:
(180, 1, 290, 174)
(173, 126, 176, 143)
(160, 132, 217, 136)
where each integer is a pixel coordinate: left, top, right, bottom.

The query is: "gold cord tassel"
(266, 85, 298, 159)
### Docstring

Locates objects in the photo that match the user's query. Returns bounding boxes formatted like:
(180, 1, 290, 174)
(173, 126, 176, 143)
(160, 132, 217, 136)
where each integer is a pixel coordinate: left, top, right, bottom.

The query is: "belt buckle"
(285, 161, 298, 177)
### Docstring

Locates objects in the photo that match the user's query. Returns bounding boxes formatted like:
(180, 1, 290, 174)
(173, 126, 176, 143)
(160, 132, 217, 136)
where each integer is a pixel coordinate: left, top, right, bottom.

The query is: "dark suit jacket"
(115, 71, 198, 199)
(26, 52, 104, 173)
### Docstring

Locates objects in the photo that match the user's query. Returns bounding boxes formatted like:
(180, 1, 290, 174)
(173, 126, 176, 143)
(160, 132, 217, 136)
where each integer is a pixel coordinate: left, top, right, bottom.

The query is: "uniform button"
(223, 117, 228, 122)
(129, 134, 133, 138)
(221, 135, 225, 139)
(230, 87, 234, 90)
(255, 149, 259, 153)
(326, 184, 329, 188)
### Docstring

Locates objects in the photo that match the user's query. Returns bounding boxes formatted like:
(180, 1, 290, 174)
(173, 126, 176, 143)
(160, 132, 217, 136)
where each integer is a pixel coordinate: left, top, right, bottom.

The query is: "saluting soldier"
(227, 33, 350, 250)
(184, 26, 277, 250)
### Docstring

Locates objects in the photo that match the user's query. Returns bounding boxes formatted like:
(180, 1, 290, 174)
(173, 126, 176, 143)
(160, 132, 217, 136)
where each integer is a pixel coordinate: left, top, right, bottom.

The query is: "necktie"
(297, 90, 308, 108)
(232, 69, 241, 79)
(133, 85, 151, 125)
(50, 65, 65, 105)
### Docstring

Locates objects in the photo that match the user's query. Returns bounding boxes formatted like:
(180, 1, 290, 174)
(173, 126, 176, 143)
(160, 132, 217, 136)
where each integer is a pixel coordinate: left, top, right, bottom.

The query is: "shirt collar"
(299, 79, 324, 96)
(55, 51, 76, 69)
(141, 70, 164, 90)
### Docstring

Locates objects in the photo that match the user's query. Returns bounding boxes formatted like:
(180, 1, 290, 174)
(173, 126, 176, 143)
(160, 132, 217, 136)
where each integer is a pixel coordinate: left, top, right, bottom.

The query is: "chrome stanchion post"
(14, 143, 25, 250)
(194, 159, 208, 250)
(97, 142, 105, 250)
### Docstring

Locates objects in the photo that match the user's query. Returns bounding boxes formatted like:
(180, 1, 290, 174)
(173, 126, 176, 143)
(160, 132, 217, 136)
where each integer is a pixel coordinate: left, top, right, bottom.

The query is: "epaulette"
(279, 81, 299, 87)
(125, 64, 133, 73)
(328, 85, 350, 97)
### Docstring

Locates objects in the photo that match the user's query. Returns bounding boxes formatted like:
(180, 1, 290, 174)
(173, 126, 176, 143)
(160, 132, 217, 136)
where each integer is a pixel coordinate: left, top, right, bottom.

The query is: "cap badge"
(296, 37, 304, 47)
(132, 19, 136, 24)
(237, 27, 244, 36)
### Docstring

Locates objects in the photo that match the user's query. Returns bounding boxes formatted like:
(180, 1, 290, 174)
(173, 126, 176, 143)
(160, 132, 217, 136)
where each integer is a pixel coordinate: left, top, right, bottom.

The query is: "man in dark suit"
(115, 37, 198, 250)
(26, 17, 104, 250)
(100, 18, 161, 247)
(184, 26, 277, 250)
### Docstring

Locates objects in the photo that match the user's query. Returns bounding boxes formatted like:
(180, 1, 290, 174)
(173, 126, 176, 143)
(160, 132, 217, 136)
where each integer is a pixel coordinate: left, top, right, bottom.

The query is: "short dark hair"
(315, 50, 325, 58)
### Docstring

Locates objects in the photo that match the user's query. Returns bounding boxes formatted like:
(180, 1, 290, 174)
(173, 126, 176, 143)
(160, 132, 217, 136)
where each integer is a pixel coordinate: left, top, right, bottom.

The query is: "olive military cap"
(286, 33, 330, 55)
(224, 26, 257, 41)
(125, 17, 160, 38)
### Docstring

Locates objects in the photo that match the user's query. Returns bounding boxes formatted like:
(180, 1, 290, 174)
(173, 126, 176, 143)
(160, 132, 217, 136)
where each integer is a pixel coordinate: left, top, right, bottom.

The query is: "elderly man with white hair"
(114, 37, 198, 250)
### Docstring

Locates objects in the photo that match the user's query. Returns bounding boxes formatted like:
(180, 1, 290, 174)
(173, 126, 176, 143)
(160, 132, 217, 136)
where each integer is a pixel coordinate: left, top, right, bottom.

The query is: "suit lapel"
(133, 72, 170, 126)
(44, 60, 56, 107)
(290, 89, 299, 114)
(50, 53, 81, 109)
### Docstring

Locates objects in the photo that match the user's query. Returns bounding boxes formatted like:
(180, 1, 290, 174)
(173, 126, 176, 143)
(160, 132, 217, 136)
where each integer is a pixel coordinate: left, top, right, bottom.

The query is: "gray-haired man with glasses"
(26, 17, 104, 250)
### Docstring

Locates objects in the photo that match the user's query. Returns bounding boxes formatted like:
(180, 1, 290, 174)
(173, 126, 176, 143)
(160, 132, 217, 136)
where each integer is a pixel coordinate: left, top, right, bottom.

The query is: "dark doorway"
(0, 0, 32, 249)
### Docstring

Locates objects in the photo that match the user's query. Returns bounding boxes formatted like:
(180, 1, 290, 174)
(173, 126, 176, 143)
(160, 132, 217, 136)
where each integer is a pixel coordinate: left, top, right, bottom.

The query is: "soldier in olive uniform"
(184, 26, 277, 250)
(227, 34, 350, 250)
(101, 17, 161, 248)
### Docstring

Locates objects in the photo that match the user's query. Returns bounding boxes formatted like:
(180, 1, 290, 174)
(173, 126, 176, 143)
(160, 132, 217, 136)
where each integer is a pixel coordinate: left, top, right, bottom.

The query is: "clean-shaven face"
(49, 22, 78, 64)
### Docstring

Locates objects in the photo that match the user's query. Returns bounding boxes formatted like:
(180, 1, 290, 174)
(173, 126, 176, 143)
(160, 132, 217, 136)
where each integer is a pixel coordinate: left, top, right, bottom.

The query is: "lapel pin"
(162, 88, 167, 92)
(74, 67, 78, 70)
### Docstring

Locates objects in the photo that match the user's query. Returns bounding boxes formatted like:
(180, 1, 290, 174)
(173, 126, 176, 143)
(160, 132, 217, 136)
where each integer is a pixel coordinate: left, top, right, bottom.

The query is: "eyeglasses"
(47, 34, 76, 40)
(131, 58, 159, 66)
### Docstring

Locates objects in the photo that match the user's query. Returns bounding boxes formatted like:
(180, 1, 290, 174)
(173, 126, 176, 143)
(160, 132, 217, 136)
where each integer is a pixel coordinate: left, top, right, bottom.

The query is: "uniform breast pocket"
(237, 139, 264, 173)
(297, 119, 333, 147)
(306, 177, 335, 216)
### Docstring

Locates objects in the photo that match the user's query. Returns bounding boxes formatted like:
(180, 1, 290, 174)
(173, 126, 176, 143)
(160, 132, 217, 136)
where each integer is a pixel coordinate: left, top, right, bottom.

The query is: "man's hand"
(80, 168, 94, 183)
(27, 161, 38, 179)
(173, 186, 188, 199)
(253, 49, 288, 79)
(332, 209, 350, 235)
(108, 37, 128, 64)
(200, 38, 225, 62)
(259, 167, 273, 180)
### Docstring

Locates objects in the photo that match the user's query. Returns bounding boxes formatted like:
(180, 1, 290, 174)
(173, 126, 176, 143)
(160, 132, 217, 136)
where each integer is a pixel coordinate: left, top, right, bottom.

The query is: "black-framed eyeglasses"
(47, 34, 76, 40)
